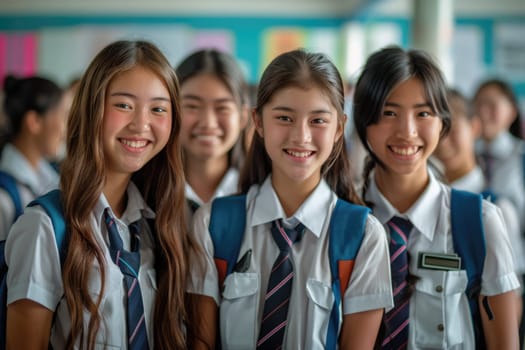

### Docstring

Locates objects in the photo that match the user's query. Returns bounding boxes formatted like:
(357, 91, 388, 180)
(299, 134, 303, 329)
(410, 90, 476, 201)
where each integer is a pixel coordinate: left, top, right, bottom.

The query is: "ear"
(335, 114, 347, 143)
(252, 108, 264, 138)
(24, 110, 43, 135)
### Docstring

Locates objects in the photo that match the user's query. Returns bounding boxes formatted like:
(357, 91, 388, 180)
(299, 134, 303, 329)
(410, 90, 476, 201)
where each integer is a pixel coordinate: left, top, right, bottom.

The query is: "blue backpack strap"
(28, 189, 67, 265)
(480, 189, 498, 203)
(450, 188, 486, 349)
(208, 195, 247, 287)
(0, 171, 23, 221)
(326, 199, 370, 350)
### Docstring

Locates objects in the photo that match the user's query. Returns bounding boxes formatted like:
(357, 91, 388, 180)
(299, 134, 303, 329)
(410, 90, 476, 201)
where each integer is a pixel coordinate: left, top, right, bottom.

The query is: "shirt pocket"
(305, 278, 334, 349)
(220, 272, 259, 350)
(414, 269, 468, 349)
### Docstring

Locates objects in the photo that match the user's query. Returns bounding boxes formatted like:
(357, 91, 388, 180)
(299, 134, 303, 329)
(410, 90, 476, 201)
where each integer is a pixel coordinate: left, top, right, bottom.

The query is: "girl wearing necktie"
(5, 40, 195, 349)
(188, 49, 393, 349)
(354, 46, 520, 349)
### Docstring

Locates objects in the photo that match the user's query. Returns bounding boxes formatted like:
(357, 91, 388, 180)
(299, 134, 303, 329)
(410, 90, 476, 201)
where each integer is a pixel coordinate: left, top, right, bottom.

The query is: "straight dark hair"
(240, 48, 362, 204)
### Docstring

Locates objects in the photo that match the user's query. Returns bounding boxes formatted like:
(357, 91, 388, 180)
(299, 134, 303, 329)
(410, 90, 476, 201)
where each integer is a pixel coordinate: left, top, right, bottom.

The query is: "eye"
(152, 106, 168, 113)
(382, 110, 396, 117)
(311, 118, 327, 125)
(182, 103, 199, 110)
(115, 103, 132, 110)
(276, 115, 292, 122)
(418, 110, 434, 118)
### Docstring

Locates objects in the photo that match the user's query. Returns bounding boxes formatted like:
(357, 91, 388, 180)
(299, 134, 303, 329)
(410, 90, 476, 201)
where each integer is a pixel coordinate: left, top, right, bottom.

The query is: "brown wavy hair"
(59, 40, 192, 349)
(239, 49, 362, 204)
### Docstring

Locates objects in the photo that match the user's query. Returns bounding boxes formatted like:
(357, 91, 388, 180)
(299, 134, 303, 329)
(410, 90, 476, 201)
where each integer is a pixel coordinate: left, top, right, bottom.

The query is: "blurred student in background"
(0, 75, 67, 237)
(175, 49, 249, 214)
(474, 79, 525, 230)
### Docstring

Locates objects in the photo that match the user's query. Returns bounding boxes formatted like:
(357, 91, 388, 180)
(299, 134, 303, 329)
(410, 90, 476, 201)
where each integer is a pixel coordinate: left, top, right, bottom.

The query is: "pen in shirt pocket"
(233, 249, 252, 273)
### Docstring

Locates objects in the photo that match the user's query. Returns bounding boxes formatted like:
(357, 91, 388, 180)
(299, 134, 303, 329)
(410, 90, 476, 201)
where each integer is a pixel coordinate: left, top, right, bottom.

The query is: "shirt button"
(435, 285, 443, 293)
(437, 324, 444, 332)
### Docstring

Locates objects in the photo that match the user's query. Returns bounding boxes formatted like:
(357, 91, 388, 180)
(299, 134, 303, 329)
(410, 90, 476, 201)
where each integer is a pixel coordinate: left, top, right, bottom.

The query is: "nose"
(199, 105, 219, 128)
(396, 113, 417, 138)
(290, 119, 312, 144)
(129, 107, 150, 132)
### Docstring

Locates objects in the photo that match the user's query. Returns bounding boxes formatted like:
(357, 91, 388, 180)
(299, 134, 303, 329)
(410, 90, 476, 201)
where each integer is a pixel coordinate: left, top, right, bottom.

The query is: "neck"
(11, 136, 41, 170)
(103, 173, 131, 218)
(374, 167, 429, 213)
(444, 156, 476, 183)
(271, 173, 320, 217)
(185, 156, 229, 203)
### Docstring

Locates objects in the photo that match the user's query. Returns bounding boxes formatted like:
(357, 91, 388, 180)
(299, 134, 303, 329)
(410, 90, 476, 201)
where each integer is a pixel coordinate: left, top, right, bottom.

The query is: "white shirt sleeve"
(187, 203, 221, 305)
(343, 214, 394, 314)
(480, 200, 521, 295)
(5, 205, 63, 310)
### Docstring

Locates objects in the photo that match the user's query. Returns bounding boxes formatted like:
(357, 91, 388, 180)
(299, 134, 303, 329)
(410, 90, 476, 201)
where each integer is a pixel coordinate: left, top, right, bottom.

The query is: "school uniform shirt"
(0, 143, 59, 240)
(185, 167, 239, 207)
(188, 175, 393, 349)
(476, 131, 525, 231)
(365, 170, 520, 349)
(450, 165, 525, 275)
(5, 181, 157, 349)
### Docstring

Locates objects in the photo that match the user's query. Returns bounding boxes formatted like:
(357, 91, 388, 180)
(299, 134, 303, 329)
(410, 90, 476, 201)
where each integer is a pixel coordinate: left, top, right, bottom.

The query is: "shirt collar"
(366, 170, 442, 241)
(95, 181, 155, 226)
(185, 168, 239, 206)
(251, 175, 334, 238)
(476, 131, 517, 158)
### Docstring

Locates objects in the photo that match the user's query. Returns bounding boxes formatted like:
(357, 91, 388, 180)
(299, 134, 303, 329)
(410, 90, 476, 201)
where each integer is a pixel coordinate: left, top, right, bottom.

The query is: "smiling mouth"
(389, 146, 420, 156)
(285, 149, 314, 158)
(120, 139, 149, 148)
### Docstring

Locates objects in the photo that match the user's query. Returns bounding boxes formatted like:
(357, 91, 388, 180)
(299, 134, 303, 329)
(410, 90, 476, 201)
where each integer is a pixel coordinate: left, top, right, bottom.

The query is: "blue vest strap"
(0, 171, 23, 221)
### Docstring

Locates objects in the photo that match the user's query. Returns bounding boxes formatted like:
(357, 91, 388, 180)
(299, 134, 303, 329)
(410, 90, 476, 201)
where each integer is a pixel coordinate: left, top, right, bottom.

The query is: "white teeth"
(287, 150, 313, 158)
(391, 146, 418, 156)
(121, 139, 147, 148)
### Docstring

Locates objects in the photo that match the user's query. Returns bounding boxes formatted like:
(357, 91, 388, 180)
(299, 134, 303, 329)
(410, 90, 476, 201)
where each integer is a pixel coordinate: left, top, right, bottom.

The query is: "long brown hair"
(60, 40, 191, 349)
(239, 49, 362, 204)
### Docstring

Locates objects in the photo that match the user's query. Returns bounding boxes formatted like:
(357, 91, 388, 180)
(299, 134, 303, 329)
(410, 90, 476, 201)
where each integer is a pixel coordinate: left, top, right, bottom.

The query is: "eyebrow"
(110, 92, 170, 102)
(182, 94, 235, 104)
(384, 101, 431, 108)
(271, 106, 333, 114)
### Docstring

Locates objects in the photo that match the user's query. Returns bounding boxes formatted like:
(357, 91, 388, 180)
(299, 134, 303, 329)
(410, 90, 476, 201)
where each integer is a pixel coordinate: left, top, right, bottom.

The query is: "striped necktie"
(257, 219, 304, 349)
(104, 209, 150, 350)
(382, 216, 413, 350)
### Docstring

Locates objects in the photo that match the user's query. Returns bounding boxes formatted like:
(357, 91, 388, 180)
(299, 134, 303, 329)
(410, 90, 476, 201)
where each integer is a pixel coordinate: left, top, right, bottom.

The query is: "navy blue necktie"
(104, 209, 149, 350)
(257, 219, 304, 349)
(382, 216, 413, 350)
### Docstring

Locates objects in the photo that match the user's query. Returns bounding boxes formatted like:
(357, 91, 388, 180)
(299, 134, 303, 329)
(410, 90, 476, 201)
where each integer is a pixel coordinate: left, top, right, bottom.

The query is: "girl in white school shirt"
(0, 75, 67, 237)
(353, 46, 520, 349)
(175, 49, 249, 213)
(188, 49, 393, 349)
(6, 40, 194, 349)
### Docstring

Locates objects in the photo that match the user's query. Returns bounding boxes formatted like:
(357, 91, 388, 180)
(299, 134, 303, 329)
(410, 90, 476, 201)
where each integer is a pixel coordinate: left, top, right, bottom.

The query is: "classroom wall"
(0, 0, 524, 108)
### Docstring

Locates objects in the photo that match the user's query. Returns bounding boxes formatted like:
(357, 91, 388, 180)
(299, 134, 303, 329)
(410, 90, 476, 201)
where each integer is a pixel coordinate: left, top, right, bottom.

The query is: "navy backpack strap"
(28, 189, 67, 264)
(450, 188, 486, 349)
(326, 199, 370, 349)
(208, 195, 247, 288)
(0, 171, 23, 221)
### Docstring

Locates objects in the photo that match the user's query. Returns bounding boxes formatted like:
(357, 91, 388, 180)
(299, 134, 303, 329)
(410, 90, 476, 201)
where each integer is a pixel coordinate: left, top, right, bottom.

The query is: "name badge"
(418, 252, 461, 271)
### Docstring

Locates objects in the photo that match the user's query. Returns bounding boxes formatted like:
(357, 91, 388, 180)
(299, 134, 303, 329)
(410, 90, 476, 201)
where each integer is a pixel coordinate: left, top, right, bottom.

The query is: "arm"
(339, 309, 383, 349)
(187, 294, 218, 350)
(480, 292, 519, 350)
(7, 299, 53, 350)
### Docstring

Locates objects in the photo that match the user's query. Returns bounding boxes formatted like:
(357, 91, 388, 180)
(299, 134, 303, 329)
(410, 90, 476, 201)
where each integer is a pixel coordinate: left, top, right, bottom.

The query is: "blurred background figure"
(0, 75, 67, 238)
(175, 49, 249, 214)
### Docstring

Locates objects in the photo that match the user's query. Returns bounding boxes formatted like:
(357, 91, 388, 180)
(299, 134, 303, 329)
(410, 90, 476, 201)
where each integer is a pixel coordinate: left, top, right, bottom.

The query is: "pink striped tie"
(382, 216, 412, 350)
(257, 219, 304, 349)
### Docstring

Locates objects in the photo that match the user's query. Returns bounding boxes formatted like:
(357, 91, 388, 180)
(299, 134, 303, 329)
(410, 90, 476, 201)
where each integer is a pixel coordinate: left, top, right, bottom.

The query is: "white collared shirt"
(366, 171, 520, 349)
(0, 143, 59, 239)
(189, 175, 393, 349)
(185, 167, 239, 207)
(6, 182, 157, 349)
(450, 166, 525, 274)
(476, 132, 525, 230)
